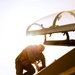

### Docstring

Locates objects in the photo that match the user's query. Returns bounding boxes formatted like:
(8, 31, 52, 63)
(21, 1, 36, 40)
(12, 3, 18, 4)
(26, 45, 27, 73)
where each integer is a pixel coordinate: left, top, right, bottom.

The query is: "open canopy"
(26, 10, 75, 46)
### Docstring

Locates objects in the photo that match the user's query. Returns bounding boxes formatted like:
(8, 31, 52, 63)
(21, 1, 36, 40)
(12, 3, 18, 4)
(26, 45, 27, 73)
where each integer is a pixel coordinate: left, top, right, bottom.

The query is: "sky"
(0, 0, 75, 75)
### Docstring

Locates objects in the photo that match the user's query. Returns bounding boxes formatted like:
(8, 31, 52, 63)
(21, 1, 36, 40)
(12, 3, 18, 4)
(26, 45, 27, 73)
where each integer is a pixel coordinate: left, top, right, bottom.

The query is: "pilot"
(15, 44, 46, 75)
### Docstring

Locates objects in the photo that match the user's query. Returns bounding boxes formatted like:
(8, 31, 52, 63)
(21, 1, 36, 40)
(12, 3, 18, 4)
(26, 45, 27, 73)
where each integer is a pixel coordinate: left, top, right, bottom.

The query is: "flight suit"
(15, 45, 46, 75)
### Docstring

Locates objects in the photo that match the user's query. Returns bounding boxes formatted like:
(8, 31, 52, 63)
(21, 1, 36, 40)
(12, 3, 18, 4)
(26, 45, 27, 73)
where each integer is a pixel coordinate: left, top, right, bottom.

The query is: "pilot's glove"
(38, 66, 45, 71)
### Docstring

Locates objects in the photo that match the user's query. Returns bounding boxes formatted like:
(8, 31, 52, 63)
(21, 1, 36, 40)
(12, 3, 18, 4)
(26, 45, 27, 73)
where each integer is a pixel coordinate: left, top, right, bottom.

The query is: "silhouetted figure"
(15, 44, 46, 75)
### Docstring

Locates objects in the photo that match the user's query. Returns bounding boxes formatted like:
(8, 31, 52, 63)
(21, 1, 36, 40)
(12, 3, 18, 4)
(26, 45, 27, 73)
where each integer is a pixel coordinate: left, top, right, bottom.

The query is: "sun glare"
(25, 35, 44, 45)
